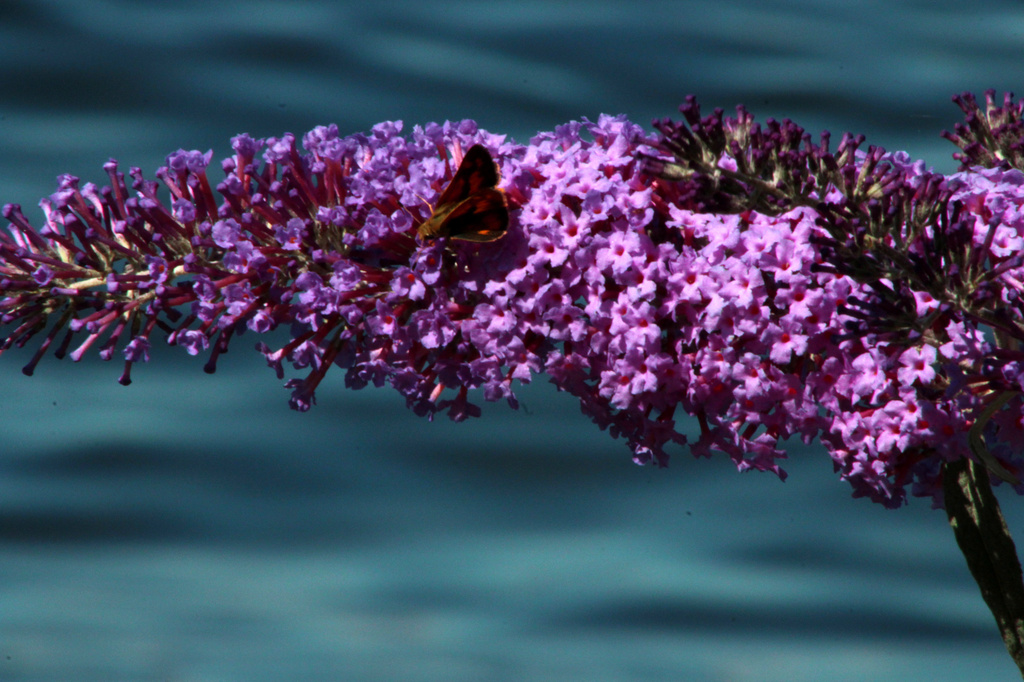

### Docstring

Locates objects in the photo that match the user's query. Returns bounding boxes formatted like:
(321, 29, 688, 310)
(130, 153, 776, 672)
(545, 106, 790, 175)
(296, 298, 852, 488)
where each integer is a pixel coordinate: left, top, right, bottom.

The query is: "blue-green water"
(1, 1, 1023, 680)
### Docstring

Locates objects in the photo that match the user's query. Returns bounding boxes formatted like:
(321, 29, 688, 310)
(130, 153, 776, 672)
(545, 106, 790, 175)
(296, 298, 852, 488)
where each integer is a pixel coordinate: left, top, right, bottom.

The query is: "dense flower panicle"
(644, 94, 1024, 506)
(3, 95, 1024, 509)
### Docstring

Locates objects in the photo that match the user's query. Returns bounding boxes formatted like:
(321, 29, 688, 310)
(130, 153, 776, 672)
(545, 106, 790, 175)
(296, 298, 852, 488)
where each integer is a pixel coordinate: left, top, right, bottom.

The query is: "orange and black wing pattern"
(417, 144, 509, 242)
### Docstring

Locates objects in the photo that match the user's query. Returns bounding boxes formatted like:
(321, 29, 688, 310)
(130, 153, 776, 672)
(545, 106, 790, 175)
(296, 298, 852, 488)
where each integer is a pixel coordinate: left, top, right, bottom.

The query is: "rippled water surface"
(2, 1, 1024, 680)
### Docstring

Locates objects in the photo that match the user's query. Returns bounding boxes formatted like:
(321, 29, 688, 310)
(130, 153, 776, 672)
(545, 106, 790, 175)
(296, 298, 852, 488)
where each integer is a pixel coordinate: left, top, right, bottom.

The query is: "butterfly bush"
(3, 95, 1024, 510)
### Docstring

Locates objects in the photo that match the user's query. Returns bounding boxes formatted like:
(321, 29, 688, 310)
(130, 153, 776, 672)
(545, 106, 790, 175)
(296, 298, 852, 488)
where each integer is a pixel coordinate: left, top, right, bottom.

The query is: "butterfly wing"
(434, 144, 500, 207)
(419, 144, 507, 241)
(440, 188, 508, 242)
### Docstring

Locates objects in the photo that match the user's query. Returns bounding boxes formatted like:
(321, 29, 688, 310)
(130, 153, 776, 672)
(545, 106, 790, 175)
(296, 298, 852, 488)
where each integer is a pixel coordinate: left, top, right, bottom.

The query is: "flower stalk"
(945, 457, 1024, 675)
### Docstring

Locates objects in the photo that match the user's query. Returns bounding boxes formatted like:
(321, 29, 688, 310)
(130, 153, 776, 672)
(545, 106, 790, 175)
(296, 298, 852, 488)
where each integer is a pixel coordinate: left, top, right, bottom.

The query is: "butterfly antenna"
(413, 192, 433, 212)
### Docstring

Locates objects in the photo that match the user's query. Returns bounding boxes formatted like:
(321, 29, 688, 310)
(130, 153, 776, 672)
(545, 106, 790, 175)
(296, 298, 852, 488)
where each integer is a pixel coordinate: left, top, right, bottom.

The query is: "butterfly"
(417, 144, 509, 242)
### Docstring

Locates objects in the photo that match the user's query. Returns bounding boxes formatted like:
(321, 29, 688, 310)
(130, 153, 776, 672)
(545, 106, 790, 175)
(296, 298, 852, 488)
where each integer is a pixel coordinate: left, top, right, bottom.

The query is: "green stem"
(944, 457, 1024, 677)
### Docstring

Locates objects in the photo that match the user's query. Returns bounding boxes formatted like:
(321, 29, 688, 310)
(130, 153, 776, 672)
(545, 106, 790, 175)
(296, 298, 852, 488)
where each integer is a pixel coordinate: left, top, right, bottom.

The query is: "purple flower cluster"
(3, 99, 1024, 509)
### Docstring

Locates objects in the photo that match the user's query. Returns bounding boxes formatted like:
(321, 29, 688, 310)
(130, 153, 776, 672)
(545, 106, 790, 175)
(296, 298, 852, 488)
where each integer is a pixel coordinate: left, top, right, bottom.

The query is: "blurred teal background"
(1, 1, 1023, 680)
